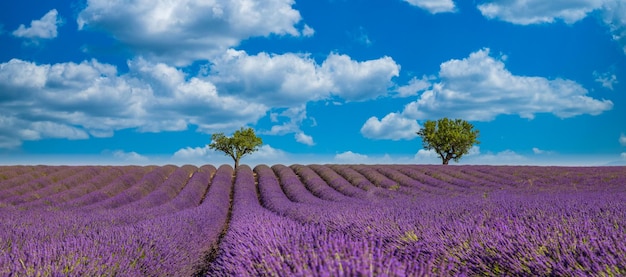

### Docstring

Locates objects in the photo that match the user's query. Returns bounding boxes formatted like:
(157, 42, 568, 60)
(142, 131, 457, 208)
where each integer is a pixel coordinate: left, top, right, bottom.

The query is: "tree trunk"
(234, 158, 239, 169)
(442, 153, 452, 165)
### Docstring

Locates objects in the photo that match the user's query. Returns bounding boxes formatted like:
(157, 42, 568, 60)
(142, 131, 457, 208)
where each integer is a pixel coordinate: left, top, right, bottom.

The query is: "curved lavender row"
(5, 167, 104, 206)
(80, 165, 177, 210)
(164, 164, 216, 210)
(18, 166, 130, 209)
(374, 165, 448, 195)
(271, 164, 325, 204)
(127, 164, 233, 276)
(406, 165, 477, 192)
(255, 165, 325, 223)
(308, 164, 369, 200)
(0, 166, 38, 183)
(349, 164, 423, 198)
(425, 165, 503, 191)
(329, 164, 405, 200)
(0, 166, 57, 191)
(60, 166, 155, 209)
(291, 164, 350, 201)
(455, 165, 519, 189)
(387, 165, 463, 194)
(210, 165, 438, 276)
(118, 165, 197, 210)
(0, 165, 233, 276)
(0, 166, 81, 201)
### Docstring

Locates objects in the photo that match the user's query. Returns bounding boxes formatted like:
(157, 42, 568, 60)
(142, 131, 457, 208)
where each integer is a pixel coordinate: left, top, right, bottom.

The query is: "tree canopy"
(208, 127, 263, 169)
(416, 118, 479, 165)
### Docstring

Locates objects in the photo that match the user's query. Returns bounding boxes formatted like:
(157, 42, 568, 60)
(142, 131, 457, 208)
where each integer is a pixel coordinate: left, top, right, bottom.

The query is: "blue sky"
(0, 0, 625, 166)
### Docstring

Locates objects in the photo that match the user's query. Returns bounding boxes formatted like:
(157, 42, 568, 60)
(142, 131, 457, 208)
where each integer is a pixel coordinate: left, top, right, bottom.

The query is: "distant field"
(0, 164, 625, 276)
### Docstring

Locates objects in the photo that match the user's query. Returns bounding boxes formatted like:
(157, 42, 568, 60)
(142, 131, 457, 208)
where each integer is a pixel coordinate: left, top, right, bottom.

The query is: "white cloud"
(594, 71, 619, 90)
(301, 24, 315, 37)
(360, 113, 420, 140)
(403, 0, 456, 14)
(0, 58, 266, 148)
(173, 145, 212, 160)
(248, 145, 288, 162)
(532, 147, 555, 155)
(477, 0, 626, 54)
(112, 150, 149, 163)
(395, 75, 432, 97)
(477, 0, 603, 25)
(601, 1, 626, 53)
(295, 132, 315, 146)
(209, 50, 400, 105)
(620, 133, 626, 146)
(621, 152, 626, 160)
(414, 149, 440, 163)
(334, 151, 369, 163)
(401, 48, 613, 121)
(321, 54, 400, 102)
(77, 0, 307, 65)
(12, 9, 62, 40)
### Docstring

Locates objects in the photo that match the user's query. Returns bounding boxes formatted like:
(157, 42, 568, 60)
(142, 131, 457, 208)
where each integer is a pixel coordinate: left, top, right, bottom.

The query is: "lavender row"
(79, 165, 177, 210)
(4, 167, 104, 206)
(0, 165, 232, 276)
(271, 164, 326, 204)
(291, 164, 351, 201)
(18, 166, 136, 210)
(0, 166, 84, 201)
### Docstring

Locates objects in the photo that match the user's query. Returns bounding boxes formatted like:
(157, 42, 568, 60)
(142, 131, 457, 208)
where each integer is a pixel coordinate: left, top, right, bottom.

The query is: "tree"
(208, 127, 263, 169)
(416, 118, 479, 165)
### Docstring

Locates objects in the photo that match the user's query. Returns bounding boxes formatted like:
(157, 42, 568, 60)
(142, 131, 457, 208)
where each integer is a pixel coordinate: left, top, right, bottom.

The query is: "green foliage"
(208, 127, 263, 169)
(416, 118, 479, 165)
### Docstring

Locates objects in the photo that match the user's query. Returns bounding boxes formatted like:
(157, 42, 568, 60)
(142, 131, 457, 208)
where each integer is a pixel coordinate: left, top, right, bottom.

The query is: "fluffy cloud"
(395, 76, 432, 98)
(477, 0, 626, 53)
(0, 58, 266, 148)
(112, 150, 149, 163)
(360, 113, 420, 140)
(209, 50, 400, 105)
(477, 0, 603, 25)
(334, 151, 369, 163)
(295, 132, 315, 146)
(620, 133, 626, 146)
(401, 48, 613, 121)
(403, 0, 456, 14)
(12, 9, 62, 40)
(77, 0, 307, 65)
(321, 54, 400, 101)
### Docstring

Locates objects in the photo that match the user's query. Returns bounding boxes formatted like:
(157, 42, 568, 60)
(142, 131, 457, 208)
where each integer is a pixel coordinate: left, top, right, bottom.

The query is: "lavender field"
(0, 164, 625, 276)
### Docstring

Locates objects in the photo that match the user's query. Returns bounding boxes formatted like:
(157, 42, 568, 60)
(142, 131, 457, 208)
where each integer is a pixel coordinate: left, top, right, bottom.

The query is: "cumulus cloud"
(321, 54, 400, 101)
(209, 50, 400, 105)
(77, 0, 307, 65)
(478, 0, 602, 25)
(403, 0, 456, 14)
(594, 71, 619, 90)
(0, 58, 266, 148)
(334, 151, 369, 163)
(401, 48, 613, 121)
(112, 150, 149, 163)
(360, 113, 420, 140)
(295, 132, 315, 146)
(620, 133, 626, 146)
(395, 75, 433, 97)
(477, 0, 626, 53)
(621, 152, 626, 160)
(12, 9, 62, 40)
